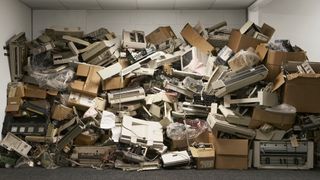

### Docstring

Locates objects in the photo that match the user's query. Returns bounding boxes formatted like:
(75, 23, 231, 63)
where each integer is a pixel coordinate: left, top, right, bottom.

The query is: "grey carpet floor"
(0, 168, 320, 180)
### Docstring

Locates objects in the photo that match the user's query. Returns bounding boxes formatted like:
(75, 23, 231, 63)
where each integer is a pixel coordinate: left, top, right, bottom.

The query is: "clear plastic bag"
(166, 119, 211, 140)
(28, 68, 75, 91)
(228, 48, 260, 72)
(30, 51, 54, 71)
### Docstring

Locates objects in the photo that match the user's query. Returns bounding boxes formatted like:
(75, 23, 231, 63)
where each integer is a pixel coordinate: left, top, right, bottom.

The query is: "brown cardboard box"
(181, 23, 214, 54)
(283, 75, 320, 113)
(212, 137, 248, 170)
(249, 107, 295, 130)
(146, 26, 177, 46)
(272, 63, 320, 113)
(170, 131, 214, 151)
(67, 92, 106, 111)
(102, 76, 131, 91)
(265, 50, 307, 81)
(190, 144, 215, 169)
(8, 82, 25, 98)
(6, 97, 22, 112)
(71, 64, 103, 96)
(51, 104, 73, 121)
(24, 84, 47, 99)
(228, 30, 265, 53)
(228, 23, 275, 53)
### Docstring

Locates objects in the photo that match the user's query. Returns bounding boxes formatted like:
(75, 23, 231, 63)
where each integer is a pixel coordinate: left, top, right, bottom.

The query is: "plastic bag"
(28, 68, 75, 91)
(228, 47, 260, 72)
(30, 51, 54, 71)
(166, 119, 211, 140)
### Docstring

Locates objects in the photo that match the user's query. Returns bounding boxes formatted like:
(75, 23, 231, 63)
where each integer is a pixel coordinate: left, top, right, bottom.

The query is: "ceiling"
(19, 0, 256, 10)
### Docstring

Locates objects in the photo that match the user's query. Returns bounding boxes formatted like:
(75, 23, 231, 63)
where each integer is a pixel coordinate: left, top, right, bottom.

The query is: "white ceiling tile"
(97, 0, 137, 10)
(20, 0, 66, 9)
(137, 0, 174, 10)
(175, 0, 214, 10)
(60, 0, 102, 10)
(20, 0, 256, 10)
(212, 0, 256, 9)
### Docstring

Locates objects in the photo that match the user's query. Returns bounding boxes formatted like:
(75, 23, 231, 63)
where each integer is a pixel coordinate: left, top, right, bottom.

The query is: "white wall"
(248, 0, 320, 61)
(0, 0, 32, 133)
(33, 9, 246, 39)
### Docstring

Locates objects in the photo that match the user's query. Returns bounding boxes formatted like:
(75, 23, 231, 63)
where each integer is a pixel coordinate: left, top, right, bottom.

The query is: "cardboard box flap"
(181, 23, 214, 54)
(228, 29, 264, 53)
(272, 72, 285, 92)
(146, 26, 176, 45)
(214, 138, 248, 156)
(77, 64, 90, 77)
(255, 44, 269, 61)
(287, 73, 320, 80)
(6, 105, 20, 112)
(261, 23, 275, 41)
(267, 50, 307, 66)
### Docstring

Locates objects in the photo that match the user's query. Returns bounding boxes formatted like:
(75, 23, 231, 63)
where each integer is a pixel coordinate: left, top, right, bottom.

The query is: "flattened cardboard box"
(51, 104, 73, 121)
(249, 107, 295, 130)
(71, 64, 103, 96)
(190, 144, 215, 169)
(212, 137, 248, 170)
(146, 26, 177, 46)
(181, 23, 214, 54)
(228, 23, 275, 53)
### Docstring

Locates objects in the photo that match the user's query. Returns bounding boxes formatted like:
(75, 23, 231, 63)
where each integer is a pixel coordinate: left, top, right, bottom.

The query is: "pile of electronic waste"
(1, 20, 320, 170)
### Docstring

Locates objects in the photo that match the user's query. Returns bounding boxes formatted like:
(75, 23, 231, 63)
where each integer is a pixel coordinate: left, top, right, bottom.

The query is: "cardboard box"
(51, 104, 73, 121)
(190, 144, 215, 169)
(272, 63, 320, 113)
(8, 82, 25, 98)
(249, 107, 295, 130)
(146, 26, 177, 46)
(70, 64, 103, 96)
(170, 131, 214, 151)
(213, 137, 248, 170)
(24, 84, 47, 99)
(228, 23, 275, 53)
(283, 75, 320, 113)
(102, 76, 131, 91)
(6, 97, 22, 112)
(181, 23, 214, 54)
(67, 92, 106, 111)
(265, 50, 307, 81)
